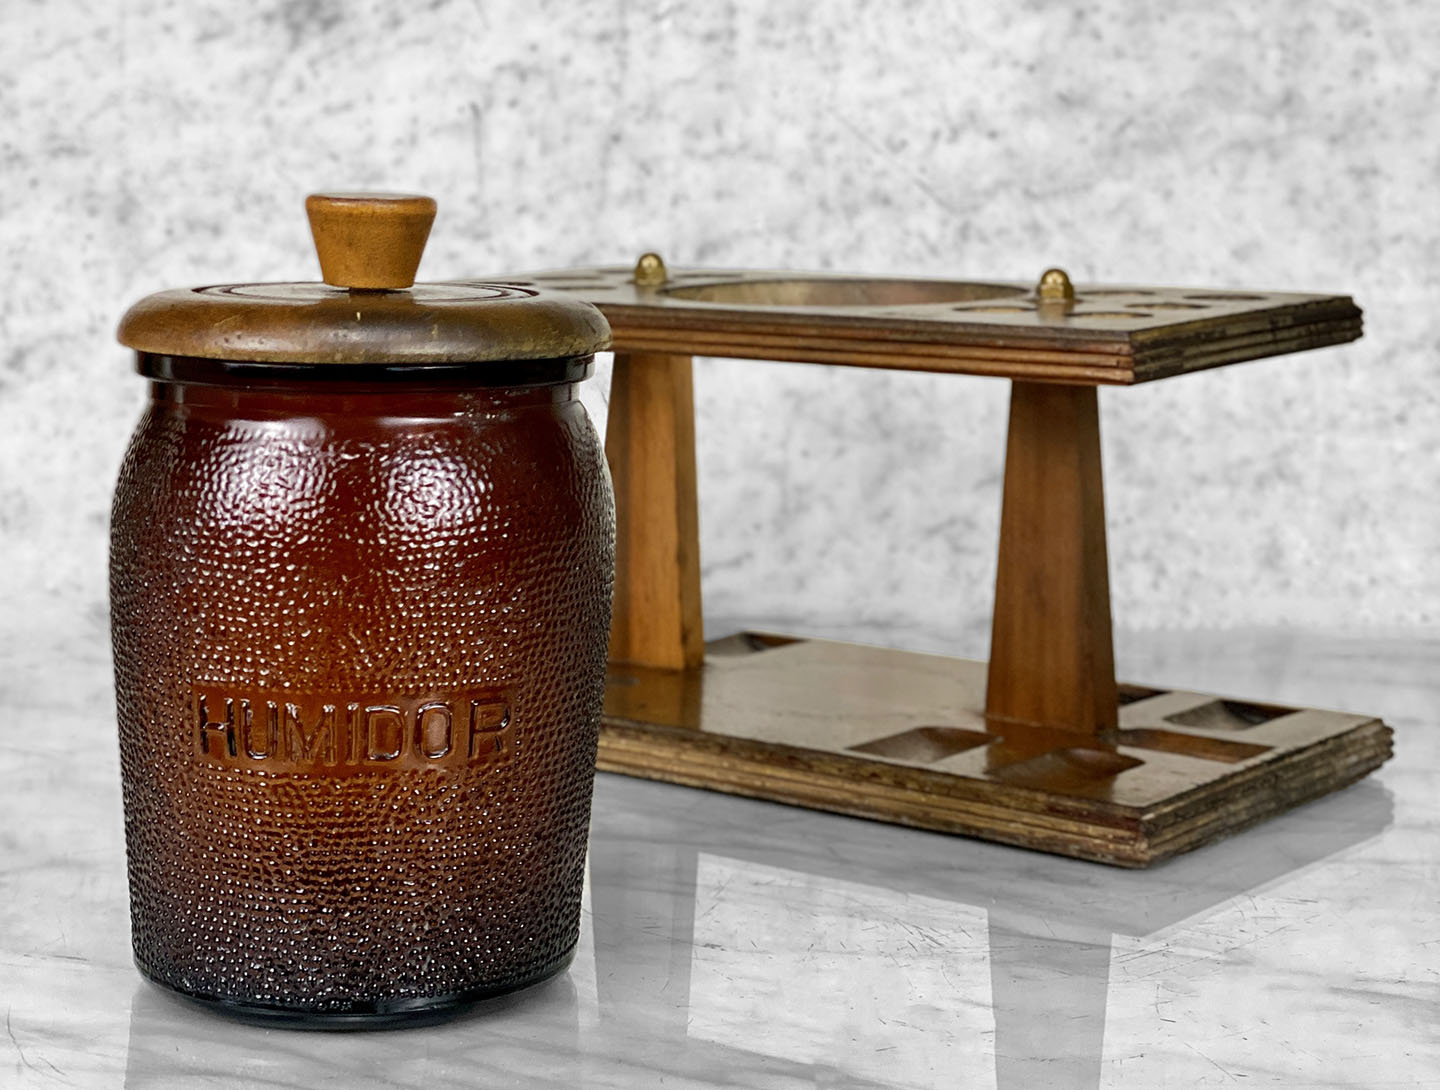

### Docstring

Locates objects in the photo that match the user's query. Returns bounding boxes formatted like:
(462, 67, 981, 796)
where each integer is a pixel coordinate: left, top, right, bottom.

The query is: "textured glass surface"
(108, 374, 614, 1023)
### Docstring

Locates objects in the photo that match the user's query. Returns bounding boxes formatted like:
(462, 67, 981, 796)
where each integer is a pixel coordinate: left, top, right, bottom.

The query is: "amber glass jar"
(110, 194, 614, 1026)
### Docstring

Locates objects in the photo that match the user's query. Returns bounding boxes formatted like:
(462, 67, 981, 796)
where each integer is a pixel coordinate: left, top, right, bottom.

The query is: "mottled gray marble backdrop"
(2, 0, 1436, 655)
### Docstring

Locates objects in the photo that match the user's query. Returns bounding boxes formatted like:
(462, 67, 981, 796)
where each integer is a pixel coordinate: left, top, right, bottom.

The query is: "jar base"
(137, 945, 576, 1031)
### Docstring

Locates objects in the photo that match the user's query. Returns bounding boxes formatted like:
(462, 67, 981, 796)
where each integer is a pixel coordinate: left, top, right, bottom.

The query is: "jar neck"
(137, 351, 592, 385)
(153, 379, 579, 417)
(137, 352, 591, 417)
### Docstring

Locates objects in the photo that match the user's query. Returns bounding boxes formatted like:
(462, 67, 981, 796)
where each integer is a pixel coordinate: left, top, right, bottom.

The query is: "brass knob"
(1037, 267, 1075, 304)
(305, 192, 437, 291)
(633, 251, 668, 287)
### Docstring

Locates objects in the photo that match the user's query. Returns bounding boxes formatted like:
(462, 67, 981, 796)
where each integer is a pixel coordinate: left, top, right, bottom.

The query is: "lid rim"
(117, 282, 612, 364)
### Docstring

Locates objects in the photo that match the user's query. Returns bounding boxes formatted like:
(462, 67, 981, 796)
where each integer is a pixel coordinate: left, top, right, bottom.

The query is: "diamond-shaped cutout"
(1166, 699, 1290, 732)
(989, 748, 1143, 790)
(848, 726, 991, 764)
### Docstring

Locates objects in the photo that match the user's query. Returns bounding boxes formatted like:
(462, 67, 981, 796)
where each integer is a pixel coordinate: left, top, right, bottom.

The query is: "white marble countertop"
(1, 619, 1435, 1089)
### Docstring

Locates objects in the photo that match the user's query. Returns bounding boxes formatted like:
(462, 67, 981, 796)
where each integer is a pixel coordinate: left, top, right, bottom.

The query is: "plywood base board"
(600, 635, 1393, 867)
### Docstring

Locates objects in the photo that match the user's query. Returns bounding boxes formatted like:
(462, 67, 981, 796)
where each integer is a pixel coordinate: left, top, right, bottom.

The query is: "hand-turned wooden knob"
(305, 192, 437, 290)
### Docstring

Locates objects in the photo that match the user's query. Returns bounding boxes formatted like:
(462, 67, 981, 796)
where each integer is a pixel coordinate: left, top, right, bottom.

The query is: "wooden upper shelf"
(501, 266, 1362, 386)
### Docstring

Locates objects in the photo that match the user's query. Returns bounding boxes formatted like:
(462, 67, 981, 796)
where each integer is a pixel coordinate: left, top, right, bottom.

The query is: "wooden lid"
(117, 193, 610, 364)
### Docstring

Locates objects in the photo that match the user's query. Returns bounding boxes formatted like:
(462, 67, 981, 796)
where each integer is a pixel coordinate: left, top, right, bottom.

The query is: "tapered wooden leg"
(985, 381, 1117, 735)
(606, 352, 705, 671)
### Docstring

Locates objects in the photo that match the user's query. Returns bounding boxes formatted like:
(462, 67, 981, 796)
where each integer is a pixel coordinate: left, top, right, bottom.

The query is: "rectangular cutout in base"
(1115, 728, 1271, 765)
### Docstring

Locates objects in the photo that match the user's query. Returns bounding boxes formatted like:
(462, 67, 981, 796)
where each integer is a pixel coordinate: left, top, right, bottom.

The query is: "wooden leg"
(605, 352, 705, 671)
(985, 381, 1117, 735)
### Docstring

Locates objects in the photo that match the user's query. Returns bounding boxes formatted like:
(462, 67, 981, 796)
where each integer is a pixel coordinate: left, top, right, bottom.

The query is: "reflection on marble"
(1, 619, 1436, 1088)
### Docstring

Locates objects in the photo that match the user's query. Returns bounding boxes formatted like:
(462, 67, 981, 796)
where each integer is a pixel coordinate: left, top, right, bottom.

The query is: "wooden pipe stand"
(527, 260, 1391, 866)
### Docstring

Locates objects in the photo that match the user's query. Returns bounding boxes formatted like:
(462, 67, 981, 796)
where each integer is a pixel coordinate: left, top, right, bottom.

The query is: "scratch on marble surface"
(4, 1008, 62, 1083)
(1184, 1040, 1244, 1083)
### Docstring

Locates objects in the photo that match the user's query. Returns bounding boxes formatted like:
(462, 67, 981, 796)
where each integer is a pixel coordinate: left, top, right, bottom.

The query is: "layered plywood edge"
(600, 636, 1393, 867)
(505, 267, 1362, 385)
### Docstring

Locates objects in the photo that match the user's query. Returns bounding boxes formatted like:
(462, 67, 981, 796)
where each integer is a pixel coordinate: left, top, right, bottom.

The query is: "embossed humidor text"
(191, 690, 514, 771)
